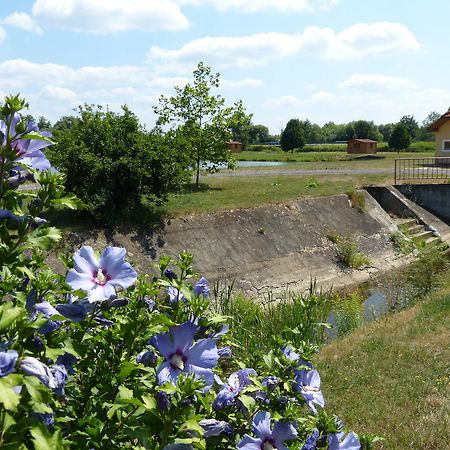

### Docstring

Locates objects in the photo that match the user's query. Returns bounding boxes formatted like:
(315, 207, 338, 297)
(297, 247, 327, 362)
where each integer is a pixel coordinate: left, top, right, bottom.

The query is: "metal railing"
(395, 157, 450, 184)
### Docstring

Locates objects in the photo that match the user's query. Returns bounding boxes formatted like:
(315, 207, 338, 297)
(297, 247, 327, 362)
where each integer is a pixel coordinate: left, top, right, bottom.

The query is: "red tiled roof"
(428, 109, 450, 132)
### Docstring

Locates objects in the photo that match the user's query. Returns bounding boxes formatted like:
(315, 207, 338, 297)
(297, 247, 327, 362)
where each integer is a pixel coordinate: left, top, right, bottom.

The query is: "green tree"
(416, 111, 441, 141)
(378, 123, 395, 142)
(154, 62, 247, 187)
(389, 123, 411, 152)
(280, 118, 305, 151)
(399, 115, 419, 140)
(51, 105, 189, 224)
(248, 123, 271, 144)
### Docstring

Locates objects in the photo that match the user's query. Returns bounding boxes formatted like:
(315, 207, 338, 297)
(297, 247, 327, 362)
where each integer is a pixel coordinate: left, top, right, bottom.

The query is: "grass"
(160, 173, 389, 217)
(315, 285, 450, 450)
(327, 233, 371, 269)
(211, 282, 331, 365)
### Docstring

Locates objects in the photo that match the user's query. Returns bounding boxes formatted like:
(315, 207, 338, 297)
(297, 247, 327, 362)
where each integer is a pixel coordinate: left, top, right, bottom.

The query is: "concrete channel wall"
(64, 192, 404, 297)
(396, 184, 450, 223)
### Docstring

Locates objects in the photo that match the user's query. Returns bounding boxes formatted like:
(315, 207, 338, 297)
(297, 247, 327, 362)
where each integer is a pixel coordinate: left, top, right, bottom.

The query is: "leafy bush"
(0, 96, 382, 449)
(49, 105, 189, 224)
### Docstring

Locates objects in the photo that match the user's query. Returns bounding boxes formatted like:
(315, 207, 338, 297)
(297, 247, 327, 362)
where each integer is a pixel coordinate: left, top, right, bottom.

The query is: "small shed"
(347, 139, 377, 154)
(227, 140, 242, 153)
(427, 109, 450, 157)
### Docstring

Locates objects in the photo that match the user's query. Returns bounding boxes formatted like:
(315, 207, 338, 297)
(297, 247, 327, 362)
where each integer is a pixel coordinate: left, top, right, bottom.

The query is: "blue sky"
(1, 0, 449, 134)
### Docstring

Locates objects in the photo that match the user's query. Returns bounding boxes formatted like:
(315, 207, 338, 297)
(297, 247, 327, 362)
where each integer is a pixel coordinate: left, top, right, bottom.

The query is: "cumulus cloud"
(27, 0, 189, 33)
(0, 59, 260, 125)
(148, 22, 421, 69)
(340, 74, 417, 91)
(39, 85, 78, 101)
(1, 12, 42, 33)
(175, 0, 339, 13)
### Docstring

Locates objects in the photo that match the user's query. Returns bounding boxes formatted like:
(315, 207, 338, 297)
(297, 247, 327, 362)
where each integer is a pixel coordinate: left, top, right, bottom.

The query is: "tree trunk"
(196, 153, 201, 188)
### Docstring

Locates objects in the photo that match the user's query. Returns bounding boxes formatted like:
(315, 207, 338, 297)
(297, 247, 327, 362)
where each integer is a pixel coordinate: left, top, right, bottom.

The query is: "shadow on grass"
(179, 182, 223, 193)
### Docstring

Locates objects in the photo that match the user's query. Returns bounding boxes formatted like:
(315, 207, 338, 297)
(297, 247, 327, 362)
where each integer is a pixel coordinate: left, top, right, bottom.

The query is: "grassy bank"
(160, 173, 388, 216)
(315, 287, 450, 449)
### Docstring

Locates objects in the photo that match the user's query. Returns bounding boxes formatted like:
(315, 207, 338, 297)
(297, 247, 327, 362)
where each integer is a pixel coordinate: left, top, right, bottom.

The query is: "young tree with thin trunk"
(154, 62, 248, 188)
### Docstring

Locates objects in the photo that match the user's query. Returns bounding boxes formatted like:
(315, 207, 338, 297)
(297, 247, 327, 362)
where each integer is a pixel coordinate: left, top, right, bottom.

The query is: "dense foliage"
(0, 96, 382, 449)
(280, 119, 305, 152)
(49, 105, 189, 224)
(388, 123, 411, 151)
(154, 62, 248, 187)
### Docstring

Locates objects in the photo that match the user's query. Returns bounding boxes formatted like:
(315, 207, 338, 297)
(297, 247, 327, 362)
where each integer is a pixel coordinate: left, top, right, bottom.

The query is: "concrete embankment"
(63, 191, 407, 297)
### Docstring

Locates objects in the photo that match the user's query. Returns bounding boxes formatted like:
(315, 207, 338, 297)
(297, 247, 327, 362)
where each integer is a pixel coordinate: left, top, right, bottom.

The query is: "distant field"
(232, 150, 434, 171)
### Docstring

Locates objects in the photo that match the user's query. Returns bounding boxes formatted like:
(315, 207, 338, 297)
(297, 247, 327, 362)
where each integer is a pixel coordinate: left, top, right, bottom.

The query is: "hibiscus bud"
(136, 350, 157, 367)
(156, 392, 170, 411)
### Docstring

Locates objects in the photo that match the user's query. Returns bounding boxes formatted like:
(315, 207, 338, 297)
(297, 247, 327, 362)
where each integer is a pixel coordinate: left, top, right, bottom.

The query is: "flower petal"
(87, 283, 116, 303)
(109, 262, 137, 289)
(252, 411, 272, 439)
(186, 338, 218, 369)
(66, 269, 96, 291)
(99, 246, 126, 278)
(157, 362, 179, 385)
(236, 435, 262, 450)
(273, 421, 298, 445)
(73, 246, 99, 274)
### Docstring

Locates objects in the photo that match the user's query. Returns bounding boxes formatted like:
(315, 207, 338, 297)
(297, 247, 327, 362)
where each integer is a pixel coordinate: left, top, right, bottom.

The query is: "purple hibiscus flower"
(20, 357, 68, 396)
(150, 322, 218, 387)
(237, 411, 298, 450)
(213, 368, 257, 409)
(29, 301, 62, 334)
(166, 286, 185, 303)
(328, 432, 361, 450)
(0, 350, 19, 377)
(0, 113, 52, 171)
(66, 246, 137, 303)
(199, 419, 233, 437)
(301, 429, 319, 450)
(294, 369, 325, 414)
(193, 277, 210, 297)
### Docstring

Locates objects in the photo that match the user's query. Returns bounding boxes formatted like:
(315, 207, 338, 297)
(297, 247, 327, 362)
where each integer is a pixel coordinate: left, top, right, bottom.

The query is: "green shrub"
(328, 233, 371, 269)
(49, 105, 189, 224)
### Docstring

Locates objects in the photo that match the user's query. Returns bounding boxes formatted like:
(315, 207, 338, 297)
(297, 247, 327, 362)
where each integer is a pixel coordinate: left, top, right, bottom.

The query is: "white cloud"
(265, 96, 303, 108)
(221, 79, 263, 89)
(0, 26, 6, 42)
(0, 58, 262, 126)
(175, 0, 339, 13)
(340, 74, 417, 91)
(148, 22, 421, 69)
(1, 12, 42, 33)
(39, 85, 77, 101)
(29, 0, 189, 33)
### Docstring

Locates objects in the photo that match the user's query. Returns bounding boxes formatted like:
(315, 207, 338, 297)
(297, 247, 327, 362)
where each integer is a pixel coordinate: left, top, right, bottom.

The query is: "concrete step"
(412, 230, 435, 242)
(407, 224, 425, 234)
(395, 218, 418, 228)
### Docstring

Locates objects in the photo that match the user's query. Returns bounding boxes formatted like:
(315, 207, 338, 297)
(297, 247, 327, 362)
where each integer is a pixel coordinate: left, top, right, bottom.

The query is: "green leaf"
(20, 132, 55, 143)
(117, 385, 133, 400)
(27, 227, 62, 250)
(51, 194, 83, 210)
(30, 426, 63, 450)
(141, 394, 156, 411)
(0, 302, 22, 331)
(118, 361, 138, 382)
(238, 394, 255, 412)
(0, 377, 21, 411)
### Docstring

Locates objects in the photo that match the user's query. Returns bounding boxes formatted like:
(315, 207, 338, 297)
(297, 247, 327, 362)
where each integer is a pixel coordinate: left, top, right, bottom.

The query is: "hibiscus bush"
(0, 96, 381, 449)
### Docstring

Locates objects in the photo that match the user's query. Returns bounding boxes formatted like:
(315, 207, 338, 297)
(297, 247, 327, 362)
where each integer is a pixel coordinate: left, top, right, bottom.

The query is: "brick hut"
(227, 140, 243, 153)
(427, 108, 450, 157)
(347, 139, 377, 154)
